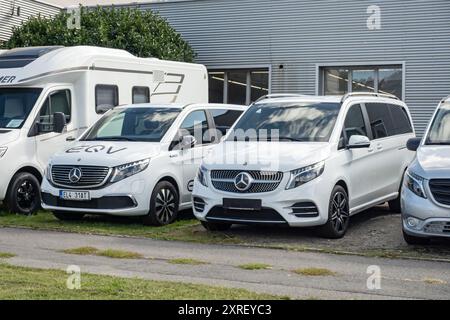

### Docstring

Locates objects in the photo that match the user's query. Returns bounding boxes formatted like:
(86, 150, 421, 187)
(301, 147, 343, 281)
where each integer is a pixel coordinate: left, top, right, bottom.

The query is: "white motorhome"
(0, 46, 208, 214)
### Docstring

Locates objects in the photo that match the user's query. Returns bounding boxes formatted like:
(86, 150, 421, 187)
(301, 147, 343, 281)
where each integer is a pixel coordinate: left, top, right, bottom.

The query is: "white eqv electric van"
(401, 96, 450, 244)
(0, 46, 207, 214)
(41, 103, 245, 225)
(193, 93, 415, 238)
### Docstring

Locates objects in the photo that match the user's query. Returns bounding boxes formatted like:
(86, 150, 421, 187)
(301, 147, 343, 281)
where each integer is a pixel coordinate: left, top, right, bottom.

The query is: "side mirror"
(347, 135, 371, 149)
(407, 137, 421, 152)
(180, 135, 196, 150)
(53, 112, 66, 133)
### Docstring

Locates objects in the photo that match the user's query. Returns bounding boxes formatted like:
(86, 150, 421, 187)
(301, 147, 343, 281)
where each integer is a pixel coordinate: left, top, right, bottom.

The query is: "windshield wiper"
(91, 136, 137, 141)
(426, 142, 450, 145)
(272, 136, 308, 142)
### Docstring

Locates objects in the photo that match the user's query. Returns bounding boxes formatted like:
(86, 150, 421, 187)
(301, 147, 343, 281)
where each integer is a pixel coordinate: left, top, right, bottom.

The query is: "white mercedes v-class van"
(41, 103, 245, 225)
(401, 96, 450, 244)
(0, 46, 208, 215)
(192, 93, 415, 238)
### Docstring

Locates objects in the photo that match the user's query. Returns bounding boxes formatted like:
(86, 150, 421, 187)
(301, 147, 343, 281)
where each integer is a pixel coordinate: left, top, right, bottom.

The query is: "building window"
(321, 65, 403, 99)
(208, 68, 270, 105)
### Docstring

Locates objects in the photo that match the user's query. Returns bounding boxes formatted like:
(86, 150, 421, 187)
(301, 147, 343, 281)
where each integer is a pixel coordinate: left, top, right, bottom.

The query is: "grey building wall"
(0, 0, 60, 42)
(125, 0, 450, 135)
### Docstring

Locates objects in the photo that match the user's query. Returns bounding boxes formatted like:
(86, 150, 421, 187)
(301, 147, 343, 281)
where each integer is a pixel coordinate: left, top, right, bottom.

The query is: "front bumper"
(401, 186, 450, 238)
(41, 174, 151, 216)
(192, 175, 331, 227)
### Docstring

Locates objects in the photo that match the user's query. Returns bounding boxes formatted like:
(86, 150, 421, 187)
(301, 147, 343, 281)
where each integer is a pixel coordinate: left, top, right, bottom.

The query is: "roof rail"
(340, 92, 400, 103)
(255, 93, 310, 103)
(440, 95, 450, 103)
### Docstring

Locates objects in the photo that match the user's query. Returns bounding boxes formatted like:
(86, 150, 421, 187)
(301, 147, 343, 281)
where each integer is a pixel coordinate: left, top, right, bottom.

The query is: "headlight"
(110, 158, 150, 183)
(0, 147, 7, 158)
(286, 161, 325, 190)
(404, 170, 427, 199)
(197, 165, 208, 187)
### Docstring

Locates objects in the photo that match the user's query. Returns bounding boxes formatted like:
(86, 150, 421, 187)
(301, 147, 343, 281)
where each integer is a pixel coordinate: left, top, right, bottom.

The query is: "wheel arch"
(334, 179, 349, 196)
(156, 175, 180, 199)
(15, 166, 43, 183)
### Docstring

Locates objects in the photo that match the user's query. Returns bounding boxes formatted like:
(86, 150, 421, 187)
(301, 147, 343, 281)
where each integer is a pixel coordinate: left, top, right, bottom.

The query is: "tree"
(1, 6, 196, 62)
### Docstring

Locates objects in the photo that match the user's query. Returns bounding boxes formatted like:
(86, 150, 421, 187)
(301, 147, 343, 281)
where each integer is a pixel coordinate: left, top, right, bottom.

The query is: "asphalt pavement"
(0, 227, 449, 299)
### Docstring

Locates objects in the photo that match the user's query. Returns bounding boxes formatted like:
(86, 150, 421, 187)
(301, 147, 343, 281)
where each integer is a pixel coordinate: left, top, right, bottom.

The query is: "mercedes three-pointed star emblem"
(68, 168, 82, 183)
(234, 172, 253, 192)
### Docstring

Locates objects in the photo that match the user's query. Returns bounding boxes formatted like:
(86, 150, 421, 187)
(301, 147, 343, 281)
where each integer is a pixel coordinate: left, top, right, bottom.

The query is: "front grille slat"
(423, 221, 450, 235)
(51, 165, 110, 188)
(211, 170, 283, 193)
(429, 179, 450, 206)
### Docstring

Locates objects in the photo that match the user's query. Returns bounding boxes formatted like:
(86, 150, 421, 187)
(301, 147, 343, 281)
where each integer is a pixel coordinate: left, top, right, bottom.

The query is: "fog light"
(406, 217, 421, 230)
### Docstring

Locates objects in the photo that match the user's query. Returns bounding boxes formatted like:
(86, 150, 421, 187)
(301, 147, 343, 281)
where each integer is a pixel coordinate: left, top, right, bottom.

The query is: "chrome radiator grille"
(51, 165, 110, 188)
(210, 170, 283, 193)
(429, 179, 450, 206)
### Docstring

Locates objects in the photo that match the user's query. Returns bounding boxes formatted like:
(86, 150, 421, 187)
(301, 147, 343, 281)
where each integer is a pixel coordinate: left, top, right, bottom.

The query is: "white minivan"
(401, 96, 450, 244)
(0, 46, 207, 214)
(193, 93, 415, 238)
(41, 103, 245, 225)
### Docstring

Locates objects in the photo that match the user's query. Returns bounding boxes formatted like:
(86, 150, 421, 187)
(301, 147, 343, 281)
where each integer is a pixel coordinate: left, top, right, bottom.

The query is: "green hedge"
(1, 6, 195, 62)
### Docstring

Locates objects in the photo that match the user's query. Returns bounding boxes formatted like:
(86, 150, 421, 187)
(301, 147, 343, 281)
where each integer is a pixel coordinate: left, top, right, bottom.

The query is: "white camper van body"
(0, 46, 208, 214)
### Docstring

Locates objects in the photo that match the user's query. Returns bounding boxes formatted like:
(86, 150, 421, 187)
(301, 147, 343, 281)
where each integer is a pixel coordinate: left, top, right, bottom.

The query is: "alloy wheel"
(16, 180, 37, 212)
(331, 191, 349, 233)
(155, 188, 176, 224)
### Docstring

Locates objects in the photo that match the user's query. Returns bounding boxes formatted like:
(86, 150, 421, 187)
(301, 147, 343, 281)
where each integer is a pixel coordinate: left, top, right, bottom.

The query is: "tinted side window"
(365, 103, 395, 139)
(132, 87, 150, 104)
(388, 104, 413, 135)
(179, 110, 211, 144)
(343, 104, 368, 141)
(210, 109, 243, 136)
(96, 85, 118, 114)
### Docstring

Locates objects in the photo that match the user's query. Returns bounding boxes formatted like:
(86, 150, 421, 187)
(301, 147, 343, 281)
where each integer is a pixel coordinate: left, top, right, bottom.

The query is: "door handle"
(368, 148, 374, 153)
(376, 144, 383, 150)
(66, 136, 75, 141)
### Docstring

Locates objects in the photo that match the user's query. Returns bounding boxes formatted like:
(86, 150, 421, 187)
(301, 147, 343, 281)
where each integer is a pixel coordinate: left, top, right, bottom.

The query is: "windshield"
(426, 103, 450, 145)
(82, 107, 180, 142)
(0, 88, 42, 129)
(227, 102, 341, 142)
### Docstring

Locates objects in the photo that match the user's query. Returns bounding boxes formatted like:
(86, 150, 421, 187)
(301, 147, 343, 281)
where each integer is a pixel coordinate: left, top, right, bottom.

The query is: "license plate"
(59, 190, 90, 201)
(223, 198, 262, 211)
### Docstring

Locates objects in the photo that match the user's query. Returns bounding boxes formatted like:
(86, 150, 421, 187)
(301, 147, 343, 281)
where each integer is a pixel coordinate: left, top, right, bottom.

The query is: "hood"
(203, 141, 331, 172)
(0, 129, 20, 146)
(413, 146, 450, 179)
(50, 141, 163, 167)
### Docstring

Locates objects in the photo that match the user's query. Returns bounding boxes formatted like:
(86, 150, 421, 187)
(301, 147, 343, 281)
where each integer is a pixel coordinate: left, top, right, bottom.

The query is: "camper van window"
(38, 90, 72, 134)
(132, 87, 150, 104)
(0, 88, 42, 129)
(96, 85, 119, 114)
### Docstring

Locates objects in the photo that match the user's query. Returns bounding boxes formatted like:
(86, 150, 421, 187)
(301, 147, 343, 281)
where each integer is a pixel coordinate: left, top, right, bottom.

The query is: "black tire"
(143, 181, 179, 226)
(318, 185, 350, 239)
(388, 197, 401, 213)
(201, 221, 232, 231)
(53, 211, 85, 221)
(403, 230, 431, 245)
(5, 172, 41, 215)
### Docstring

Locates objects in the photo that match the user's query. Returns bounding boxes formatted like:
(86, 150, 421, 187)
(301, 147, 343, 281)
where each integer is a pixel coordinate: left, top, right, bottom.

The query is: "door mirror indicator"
(347, 135, 371, 149)
(406, 137, 421, 152)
